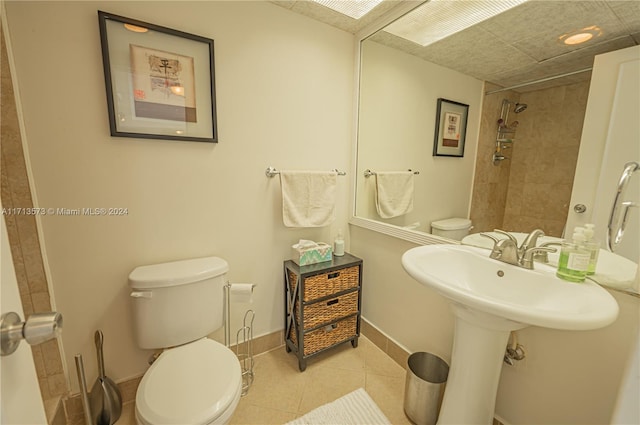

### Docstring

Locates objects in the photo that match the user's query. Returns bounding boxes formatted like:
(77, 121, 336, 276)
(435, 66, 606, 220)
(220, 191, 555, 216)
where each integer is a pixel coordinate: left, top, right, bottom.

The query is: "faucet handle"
(521, 246, 558, 269)
(479, 232, 500, 244)
(493, 229, 518, 244)
(534, 242, 563, 263)
(479, 233, 510, 260)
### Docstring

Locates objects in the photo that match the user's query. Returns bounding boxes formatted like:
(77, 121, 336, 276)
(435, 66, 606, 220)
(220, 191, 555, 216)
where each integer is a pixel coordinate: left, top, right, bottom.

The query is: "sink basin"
(401, 243, 619, 425)
(402, 244, 619, 330)
(462, 231, 639, 293)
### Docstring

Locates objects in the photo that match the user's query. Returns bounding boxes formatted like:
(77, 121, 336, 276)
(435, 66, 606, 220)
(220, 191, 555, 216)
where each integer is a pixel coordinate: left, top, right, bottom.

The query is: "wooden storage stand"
(284, 253, 363, 371)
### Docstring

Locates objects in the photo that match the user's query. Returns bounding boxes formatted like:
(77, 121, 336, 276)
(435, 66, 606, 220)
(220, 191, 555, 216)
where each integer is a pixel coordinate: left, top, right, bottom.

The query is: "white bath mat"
(286, 388, 391, 425)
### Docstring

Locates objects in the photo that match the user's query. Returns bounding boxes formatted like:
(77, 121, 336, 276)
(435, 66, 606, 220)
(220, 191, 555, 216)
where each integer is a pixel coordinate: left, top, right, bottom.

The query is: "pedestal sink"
(402, 244, 619, 425)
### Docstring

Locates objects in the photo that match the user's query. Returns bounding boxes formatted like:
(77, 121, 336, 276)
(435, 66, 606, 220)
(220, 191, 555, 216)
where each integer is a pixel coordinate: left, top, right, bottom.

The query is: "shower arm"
(607, 161, 640, 252)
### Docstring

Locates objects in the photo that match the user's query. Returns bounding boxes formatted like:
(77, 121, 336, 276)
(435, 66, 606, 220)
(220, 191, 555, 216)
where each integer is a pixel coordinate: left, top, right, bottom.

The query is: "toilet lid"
(431, 218, 472, 231)
(136, 338, 242, 425)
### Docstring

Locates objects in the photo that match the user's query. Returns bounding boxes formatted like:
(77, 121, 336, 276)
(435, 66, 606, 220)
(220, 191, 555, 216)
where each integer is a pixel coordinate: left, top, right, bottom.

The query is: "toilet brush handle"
(95, 330, 106, 379)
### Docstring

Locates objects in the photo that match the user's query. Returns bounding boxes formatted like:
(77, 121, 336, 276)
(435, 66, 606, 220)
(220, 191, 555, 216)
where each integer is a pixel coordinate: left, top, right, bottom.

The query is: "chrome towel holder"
(364, 169, 420, 177)
(265, 166, 346, 178)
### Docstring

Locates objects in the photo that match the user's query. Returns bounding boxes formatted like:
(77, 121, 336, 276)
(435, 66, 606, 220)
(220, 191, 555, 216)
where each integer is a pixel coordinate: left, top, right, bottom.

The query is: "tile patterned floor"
(117, 335, 412, 424)
(231, 335, 411, 424)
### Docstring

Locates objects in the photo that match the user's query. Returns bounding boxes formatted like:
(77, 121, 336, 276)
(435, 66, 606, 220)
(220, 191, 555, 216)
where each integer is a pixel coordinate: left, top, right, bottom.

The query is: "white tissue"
(295, 239, 318, 249)
(230, 283, 254, 303)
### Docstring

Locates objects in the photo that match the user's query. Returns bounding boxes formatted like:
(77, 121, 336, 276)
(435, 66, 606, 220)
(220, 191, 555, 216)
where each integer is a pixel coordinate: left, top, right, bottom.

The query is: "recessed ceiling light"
(311, 0, 384, 20)
(384, 0, 528, 47)
(559, 26, 602, 45)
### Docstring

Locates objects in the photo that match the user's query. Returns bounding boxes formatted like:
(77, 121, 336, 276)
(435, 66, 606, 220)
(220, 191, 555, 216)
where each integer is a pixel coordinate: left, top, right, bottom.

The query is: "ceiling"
(272, 0, 640, 92)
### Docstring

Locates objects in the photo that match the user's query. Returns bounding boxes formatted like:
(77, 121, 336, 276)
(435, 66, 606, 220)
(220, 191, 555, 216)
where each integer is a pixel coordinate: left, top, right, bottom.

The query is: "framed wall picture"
(98, 11, 217, 143)
(433, 98, 469, 157)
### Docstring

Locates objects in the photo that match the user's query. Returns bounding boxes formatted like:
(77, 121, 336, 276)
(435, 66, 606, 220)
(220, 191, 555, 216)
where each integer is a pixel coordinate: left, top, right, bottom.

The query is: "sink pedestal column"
(438, 305, 526, 425)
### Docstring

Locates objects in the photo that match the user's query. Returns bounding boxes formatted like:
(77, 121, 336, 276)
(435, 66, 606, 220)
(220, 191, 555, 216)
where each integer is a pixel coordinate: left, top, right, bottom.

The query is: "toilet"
(430, 217, 473, 241)
(128, 257, 242, 425)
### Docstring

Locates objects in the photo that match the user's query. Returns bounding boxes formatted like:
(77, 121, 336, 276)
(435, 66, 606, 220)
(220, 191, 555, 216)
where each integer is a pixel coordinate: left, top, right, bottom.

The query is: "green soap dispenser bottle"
(556, 230, 590, 282)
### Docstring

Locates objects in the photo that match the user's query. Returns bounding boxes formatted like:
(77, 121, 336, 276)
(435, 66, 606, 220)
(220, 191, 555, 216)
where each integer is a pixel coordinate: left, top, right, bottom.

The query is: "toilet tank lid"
(129, 257, 228, 289)
(431, 218, 472, 230)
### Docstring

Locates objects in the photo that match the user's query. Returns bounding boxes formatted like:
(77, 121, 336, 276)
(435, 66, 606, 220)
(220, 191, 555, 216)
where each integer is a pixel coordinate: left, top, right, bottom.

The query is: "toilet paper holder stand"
(224, 283, 255, 396)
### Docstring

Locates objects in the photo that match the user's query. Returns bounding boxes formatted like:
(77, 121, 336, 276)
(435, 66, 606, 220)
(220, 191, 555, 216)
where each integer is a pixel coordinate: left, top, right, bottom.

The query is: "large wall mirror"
(351, 0, 639, 294)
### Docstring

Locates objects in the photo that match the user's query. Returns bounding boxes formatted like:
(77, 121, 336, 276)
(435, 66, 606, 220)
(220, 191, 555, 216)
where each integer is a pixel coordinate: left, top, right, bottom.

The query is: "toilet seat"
(135, 338, 242, 425)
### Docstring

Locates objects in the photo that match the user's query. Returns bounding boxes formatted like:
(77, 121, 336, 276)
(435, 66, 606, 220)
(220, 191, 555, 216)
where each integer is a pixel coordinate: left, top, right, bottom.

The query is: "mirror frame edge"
(348, 0, 460, 246)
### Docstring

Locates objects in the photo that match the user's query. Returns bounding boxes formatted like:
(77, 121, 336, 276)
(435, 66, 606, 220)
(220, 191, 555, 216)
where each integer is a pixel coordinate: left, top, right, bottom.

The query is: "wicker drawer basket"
(288, 265, 359, 302)
(294, 290, 358, 330)
(290, 315, 358, 357)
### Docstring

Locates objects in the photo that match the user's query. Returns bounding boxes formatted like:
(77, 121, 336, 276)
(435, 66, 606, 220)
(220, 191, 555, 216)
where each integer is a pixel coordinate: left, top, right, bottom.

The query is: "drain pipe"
(504, 331, 526, 365)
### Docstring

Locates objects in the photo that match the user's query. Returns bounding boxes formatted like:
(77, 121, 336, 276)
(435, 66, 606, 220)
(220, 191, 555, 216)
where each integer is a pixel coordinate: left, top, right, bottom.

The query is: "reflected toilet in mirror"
(431, 218, 472, 241)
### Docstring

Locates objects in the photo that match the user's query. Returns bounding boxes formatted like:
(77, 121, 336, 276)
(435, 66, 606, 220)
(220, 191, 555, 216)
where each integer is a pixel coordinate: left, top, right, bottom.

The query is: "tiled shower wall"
(502, 81, 590, 236)
(469, 83, 520, 233)
(470, 81, 589, 236)
(1, 27, 67, 402)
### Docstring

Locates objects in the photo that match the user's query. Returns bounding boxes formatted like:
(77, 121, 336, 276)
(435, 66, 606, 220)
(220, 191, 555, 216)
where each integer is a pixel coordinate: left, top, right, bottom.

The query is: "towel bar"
(363, 169, 420, 177)
(265, 166, 346, 178)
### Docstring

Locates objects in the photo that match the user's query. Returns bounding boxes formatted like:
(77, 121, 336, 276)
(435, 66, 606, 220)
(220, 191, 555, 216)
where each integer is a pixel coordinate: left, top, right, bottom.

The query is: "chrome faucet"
(480, 231, 520, 266)
(480, 229, 557, 270)
(519, 229, 545, 256)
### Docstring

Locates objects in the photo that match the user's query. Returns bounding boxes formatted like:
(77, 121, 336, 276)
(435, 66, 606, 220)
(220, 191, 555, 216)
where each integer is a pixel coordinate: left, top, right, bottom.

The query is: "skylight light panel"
(385, 0, 528, 47)
(311, 0, 384, 20)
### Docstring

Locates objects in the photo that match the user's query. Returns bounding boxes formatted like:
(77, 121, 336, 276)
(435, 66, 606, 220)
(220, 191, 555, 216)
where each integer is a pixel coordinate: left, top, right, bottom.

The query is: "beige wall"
(357, 40, 482, 232)
(4, 1, 354, 393)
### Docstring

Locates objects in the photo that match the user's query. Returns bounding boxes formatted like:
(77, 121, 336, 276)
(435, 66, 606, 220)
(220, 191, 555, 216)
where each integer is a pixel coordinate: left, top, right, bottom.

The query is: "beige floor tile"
(119, 401, 136, 425)
(362, 338, 406, 378)
(239, 351, 310, 413)
(297, 364, 366, 414)
(366, 372, 412, 425)
(230, 403, 296, 424)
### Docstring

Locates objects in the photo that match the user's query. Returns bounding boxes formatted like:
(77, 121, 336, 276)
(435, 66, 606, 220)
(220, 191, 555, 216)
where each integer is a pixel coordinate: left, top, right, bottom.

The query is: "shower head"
(513, 102, 528, 113)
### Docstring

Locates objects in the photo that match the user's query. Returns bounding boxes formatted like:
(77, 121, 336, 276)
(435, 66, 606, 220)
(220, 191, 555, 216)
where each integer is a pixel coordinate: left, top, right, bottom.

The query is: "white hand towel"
(280, 171, 337, 227)
(375, 171, 414, 219)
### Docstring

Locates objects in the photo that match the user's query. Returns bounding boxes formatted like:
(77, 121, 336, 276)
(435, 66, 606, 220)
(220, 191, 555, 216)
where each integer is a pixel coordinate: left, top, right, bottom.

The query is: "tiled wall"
(1, 28, 67, 402)
(502, 81, 590, 237)
(470, 81, 589, 236)
(469, 84, 520, 233)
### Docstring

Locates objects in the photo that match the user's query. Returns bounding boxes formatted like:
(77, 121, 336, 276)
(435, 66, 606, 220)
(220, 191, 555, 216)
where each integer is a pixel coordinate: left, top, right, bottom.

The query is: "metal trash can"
(404, 352, 449, 425)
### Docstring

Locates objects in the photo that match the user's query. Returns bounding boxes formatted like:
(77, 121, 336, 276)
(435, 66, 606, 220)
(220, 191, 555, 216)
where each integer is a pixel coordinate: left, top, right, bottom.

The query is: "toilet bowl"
(430, 217, 472, 241)
(135, 338, 242, 425)
(128, 257, 242, 425)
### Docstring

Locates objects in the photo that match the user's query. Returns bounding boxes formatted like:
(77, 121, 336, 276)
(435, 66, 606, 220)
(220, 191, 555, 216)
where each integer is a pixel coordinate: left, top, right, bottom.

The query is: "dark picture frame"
(98, 11, 217, 143)
(433, 98, 469, 157)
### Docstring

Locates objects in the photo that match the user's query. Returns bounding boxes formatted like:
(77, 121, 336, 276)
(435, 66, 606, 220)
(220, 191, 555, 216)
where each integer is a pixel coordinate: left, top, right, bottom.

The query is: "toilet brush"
(89, 330, 122, 425)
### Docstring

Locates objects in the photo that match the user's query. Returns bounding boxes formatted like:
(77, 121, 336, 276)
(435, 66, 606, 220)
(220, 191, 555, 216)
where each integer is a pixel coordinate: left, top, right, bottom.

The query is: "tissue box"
(292, 242, 333, 266)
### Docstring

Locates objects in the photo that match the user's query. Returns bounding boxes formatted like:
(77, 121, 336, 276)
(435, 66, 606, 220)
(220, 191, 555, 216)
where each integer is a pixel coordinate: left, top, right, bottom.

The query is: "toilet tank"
(431, 218, 472, 241)
(128, 257, 229, 349)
